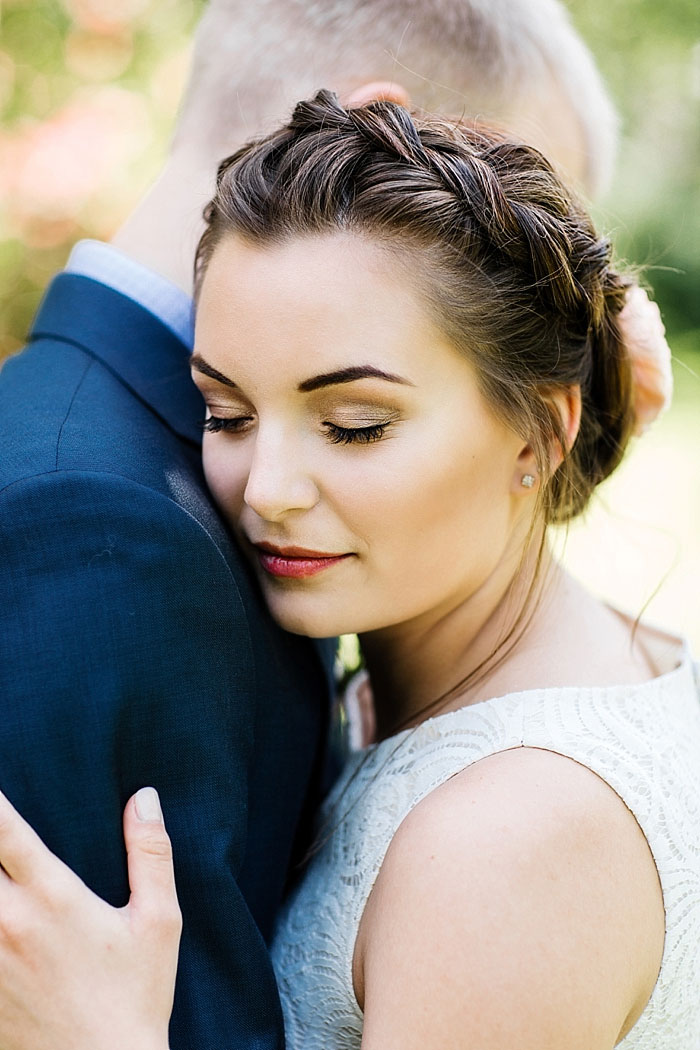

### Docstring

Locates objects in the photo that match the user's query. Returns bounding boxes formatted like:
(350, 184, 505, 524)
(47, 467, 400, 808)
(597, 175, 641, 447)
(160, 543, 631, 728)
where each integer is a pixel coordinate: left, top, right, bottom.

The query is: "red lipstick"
(253, 542, 351, 579)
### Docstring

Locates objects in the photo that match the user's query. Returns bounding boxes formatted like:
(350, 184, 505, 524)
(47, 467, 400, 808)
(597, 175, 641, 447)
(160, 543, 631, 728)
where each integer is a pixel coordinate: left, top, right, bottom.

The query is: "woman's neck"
(359, 540, 552, 742)
(359, 557, 662, 744)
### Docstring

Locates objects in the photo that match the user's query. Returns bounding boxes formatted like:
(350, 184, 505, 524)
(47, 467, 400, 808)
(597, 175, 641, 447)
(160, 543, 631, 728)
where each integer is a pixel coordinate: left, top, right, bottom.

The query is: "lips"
(252, 541, 352, 579)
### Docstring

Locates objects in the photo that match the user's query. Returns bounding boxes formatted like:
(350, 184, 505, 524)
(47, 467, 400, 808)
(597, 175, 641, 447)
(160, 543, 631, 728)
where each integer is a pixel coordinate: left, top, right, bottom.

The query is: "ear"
(548, 386, 582, 472)
(510, 386, 582, 495)
(341, 80, 411, 110)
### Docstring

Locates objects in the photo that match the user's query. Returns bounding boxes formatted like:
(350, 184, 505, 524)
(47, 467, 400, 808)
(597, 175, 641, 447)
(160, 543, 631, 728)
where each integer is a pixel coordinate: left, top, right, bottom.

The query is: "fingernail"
(134, 787, 163, 823)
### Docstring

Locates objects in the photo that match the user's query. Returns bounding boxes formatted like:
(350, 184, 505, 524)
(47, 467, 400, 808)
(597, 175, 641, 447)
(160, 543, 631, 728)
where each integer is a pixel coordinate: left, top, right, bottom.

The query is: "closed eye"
(324, 422, 391, 445)
(201, 415, 254, 434)
(202, 416, 394, 442)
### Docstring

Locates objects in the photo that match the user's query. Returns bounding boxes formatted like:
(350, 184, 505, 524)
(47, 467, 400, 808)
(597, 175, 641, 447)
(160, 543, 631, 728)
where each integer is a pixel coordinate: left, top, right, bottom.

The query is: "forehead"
(194, 230, 454, 379)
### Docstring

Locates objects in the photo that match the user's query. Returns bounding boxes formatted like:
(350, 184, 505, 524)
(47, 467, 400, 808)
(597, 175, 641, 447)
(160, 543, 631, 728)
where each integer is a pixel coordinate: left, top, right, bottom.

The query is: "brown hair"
(196, 89, 635, 525)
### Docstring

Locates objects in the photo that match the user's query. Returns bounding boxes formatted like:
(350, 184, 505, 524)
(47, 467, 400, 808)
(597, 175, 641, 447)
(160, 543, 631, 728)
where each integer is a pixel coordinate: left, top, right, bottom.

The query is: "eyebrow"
(298, 366, 414, 392)
(190, 354, 237, 387)
(190, 355, 413, 392)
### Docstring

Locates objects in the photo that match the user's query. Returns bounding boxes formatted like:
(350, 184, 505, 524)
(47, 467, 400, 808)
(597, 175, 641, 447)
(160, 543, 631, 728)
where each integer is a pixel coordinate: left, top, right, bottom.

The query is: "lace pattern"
(271, 650, 700, 1049)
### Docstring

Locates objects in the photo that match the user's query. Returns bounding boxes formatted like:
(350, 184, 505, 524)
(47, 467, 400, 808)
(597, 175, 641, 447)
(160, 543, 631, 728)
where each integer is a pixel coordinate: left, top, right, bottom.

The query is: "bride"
(0, 91, 697, 1050)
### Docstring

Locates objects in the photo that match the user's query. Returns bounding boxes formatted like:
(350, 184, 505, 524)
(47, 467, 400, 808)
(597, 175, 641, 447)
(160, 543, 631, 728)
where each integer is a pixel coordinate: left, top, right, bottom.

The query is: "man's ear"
(341, 80, 411, 110)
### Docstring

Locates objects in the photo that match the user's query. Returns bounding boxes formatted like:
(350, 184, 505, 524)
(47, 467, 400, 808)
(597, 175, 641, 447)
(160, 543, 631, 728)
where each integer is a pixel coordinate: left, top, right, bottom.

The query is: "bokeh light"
(0, 0, 198, 356)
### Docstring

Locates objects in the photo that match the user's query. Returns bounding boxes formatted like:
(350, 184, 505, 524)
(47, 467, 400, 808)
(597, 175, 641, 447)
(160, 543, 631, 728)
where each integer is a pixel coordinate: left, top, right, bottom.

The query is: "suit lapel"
(29, 273, 203, 446)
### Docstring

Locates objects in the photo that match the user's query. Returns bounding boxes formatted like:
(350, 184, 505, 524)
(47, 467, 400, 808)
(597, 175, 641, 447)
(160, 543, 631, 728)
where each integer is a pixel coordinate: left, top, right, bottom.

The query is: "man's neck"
(110, 152, 221, 297)
(107, 81, 314, 295)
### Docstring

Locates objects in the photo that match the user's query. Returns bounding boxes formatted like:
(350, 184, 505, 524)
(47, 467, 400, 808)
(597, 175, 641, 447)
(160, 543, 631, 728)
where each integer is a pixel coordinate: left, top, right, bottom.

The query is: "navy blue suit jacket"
(0, 274, 333, 1049)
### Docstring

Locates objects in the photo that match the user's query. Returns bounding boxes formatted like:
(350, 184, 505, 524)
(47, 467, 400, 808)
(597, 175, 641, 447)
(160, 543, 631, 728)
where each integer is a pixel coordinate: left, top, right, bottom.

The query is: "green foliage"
(0, 0, 204, 357)
(565, 0, 700, 354)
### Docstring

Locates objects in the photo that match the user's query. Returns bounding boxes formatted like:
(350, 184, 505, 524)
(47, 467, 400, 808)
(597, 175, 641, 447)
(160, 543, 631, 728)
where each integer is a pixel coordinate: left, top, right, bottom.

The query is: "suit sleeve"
(0, 469, 286, 1050)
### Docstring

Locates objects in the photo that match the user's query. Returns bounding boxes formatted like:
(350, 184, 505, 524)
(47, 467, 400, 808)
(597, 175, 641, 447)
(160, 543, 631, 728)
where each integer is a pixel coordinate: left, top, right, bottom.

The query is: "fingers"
(124, 789, 182, 937)
(0, 790, 63, 886)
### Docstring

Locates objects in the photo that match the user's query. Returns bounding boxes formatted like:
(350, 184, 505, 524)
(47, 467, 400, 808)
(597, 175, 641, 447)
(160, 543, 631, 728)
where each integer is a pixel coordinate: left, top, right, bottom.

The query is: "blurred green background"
(1, 0, 699, 644)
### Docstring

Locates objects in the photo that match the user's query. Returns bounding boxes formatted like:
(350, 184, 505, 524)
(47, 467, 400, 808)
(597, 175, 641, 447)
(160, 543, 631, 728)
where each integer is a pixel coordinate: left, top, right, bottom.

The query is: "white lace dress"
(271, 639, 700, 1049)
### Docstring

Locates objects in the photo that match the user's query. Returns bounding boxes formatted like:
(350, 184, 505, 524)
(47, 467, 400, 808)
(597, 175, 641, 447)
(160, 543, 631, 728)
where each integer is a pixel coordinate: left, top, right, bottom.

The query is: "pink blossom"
(618, 284, 674, 436)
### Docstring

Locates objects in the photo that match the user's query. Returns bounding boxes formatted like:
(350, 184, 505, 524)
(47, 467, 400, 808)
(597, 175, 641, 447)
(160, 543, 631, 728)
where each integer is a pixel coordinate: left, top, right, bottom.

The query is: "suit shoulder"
(0, 468, 233, 579)
(0, 469, 256, 698)
(0, 340, 97, 484)
(0, 338, 200, 486)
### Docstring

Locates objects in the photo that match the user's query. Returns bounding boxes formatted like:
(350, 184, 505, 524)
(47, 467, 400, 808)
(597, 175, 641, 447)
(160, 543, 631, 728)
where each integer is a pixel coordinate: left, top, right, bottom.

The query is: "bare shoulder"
(356, 746, 664, 1050)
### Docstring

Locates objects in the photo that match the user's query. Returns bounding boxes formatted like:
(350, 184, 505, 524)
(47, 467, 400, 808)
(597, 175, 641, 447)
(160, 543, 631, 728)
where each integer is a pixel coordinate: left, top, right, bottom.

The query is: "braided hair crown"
(196, 89, 636, 523)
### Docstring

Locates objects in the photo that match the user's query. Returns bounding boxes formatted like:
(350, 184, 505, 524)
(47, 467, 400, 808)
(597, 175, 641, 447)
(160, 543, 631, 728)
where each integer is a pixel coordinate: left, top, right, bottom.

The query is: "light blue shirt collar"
(65, 239, 195, 349)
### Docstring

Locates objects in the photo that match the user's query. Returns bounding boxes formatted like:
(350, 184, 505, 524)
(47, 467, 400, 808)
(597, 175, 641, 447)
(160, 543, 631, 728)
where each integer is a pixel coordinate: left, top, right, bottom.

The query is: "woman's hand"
(0, 787, 181, 1050)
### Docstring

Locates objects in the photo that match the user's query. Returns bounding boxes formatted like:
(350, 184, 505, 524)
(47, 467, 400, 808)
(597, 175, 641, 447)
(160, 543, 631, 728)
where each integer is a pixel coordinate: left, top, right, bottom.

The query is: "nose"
(243, 424, 320, 522)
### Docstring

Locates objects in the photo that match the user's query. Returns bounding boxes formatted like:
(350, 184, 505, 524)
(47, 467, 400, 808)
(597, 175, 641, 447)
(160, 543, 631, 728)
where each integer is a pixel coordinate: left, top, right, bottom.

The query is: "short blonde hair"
(176, 0, 617, 195)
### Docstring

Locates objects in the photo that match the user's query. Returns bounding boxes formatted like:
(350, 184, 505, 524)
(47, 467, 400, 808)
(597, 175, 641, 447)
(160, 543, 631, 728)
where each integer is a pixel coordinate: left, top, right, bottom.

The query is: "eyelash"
(324, 422, 388, 444)
(201, 415, 251, 434)
(201, 416, 390, 444)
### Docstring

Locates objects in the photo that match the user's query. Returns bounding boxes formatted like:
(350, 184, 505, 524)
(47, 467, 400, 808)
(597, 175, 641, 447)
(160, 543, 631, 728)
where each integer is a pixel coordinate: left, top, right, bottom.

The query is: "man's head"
(174, 0, 617, 197)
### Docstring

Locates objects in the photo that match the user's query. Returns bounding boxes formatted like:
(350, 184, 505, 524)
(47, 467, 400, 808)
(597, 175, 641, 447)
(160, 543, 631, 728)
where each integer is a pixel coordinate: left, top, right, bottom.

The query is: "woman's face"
(192, 231, 531, 638)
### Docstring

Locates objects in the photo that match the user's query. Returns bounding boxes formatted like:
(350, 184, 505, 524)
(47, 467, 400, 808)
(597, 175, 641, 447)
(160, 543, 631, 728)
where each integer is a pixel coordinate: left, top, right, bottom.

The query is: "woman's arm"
(355, 747, 665, 1050)
(0, 787, 180, 1050)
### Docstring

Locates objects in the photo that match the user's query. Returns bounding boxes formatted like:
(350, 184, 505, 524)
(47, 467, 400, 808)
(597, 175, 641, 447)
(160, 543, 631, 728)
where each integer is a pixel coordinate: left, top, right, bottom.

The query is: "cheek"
(328, 425, 517, 586)
(202, 440, 249, 521)
(405, 454, 510, 552)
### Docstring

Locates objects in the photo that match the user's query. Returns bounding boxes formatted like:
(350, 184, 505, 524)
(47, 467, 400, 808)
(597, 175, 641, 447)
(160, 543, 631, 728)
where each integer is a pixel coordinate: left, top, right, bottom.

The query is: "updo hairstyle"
(195, 89, 636, 524)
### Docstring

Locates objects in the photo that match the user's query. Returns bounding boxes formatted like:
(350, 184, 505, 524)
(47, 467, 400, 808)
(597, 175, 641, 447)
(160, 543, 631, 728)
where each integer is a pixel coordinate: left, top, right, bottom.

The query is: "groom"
(0, 2, 616, 1048)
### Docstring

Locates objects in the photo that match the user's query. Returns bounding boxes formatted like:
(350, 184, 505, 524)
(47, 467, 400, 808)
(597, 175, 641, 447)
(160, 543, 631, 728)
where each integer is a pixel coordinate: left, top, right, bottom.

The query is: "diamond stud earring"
(521, 474, 536, 488)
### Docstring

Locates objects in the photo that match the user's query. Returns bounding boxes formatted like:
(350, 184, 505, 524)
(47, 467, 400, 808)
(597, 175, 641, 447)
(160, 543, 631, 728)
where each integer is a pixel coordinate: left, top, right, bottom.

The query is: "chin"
(263, 591, 356, 639)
